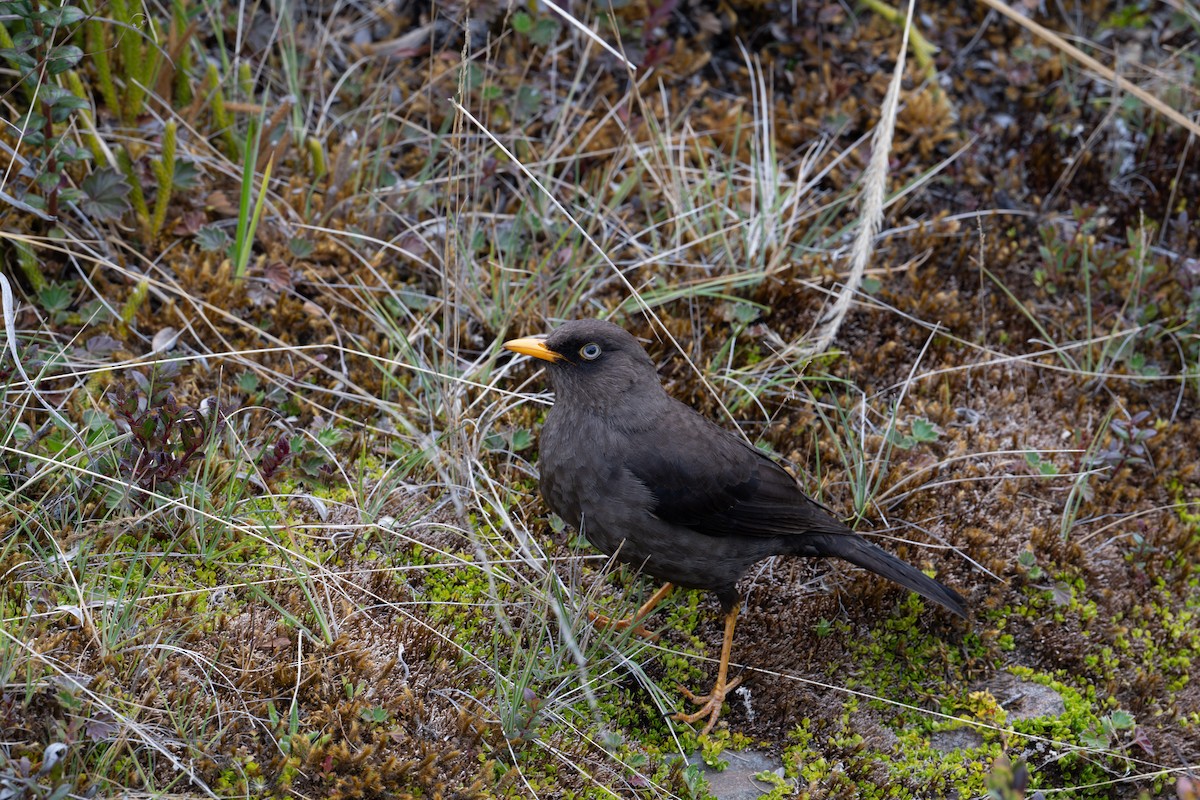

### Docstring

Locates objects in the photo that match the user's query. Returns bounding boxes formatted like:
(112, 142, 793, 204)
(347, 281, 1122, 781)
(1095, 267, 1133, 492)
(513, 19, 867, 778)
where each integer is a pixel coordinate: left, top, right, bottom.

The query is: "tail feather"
(808, 533, 967, 618)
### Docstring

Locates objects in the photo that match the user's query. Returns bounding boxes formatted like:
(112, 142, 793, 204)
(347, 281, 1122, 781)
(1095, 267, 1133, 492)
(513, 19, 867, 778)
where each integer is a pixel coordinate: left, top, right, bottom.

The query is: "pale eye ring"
(579, 343, 601, 361)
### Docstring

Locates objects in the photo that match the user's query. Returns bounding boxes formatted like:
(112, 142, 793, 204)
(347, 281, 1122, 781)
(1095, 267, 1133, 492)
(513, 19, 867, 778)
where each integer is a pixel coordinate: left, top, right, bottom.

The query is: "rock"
(688, 748, 783, 800)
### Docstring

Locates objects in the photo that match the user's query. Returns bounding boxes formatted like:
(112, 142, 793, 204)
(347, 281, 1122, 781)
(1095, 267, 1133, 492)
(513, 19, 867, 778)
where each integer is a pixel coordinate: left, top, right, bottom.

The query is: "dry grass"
(2, 0, 1199, 797)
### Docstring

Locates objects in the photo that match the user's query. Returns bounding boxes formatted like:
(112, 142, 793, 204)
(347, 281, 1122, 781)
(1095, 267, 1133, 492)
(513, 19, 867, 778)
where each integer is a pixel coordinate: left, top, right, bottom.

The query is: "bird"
(503, 318, 967, 734)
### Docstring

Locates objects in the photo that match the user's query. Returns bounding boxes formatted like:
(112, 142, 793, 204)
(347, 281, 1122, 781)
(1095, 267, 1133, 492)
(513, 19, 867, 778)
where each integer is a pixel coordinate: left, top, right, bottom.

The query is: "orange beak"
(503, 336, 563, 363)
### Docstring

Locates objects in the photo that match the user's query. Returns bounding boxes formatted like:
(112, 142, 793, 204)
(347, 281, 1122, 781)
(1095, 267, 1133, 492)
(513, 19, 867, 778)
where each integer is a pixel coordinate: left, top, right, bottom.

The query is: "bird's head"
(503, 319, 663, 412)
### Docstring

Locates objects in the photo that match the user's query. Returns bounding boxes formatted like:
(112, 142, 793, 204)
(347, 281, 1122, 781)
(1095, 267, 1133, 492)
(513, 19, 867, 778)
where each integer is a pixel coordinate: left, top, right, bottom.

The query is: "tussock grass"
(2, 0, 1199, 797)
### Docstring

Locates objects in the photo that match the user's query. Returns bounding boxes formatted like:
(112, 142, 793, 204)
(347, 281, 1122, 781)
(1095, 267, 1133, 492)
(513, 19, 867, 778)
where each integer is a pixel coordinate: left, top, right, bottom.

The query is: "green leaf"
(173, 159, 200, 189)
(47, 44, 84, 74)
(23, 193, 48, 211)
(236, 372, 260, 393)
(1024, 450, 1059, 476)
(38, 282, 75, 313)
(511, 11, 532, 33)
(910, 417, 940, 443)
(887, 428, 915, 451)
(1080, 727, 1109, 750)
(80, 168, 133, 220)
(530, 17, 559, 46)
(510, 428, 533, 451)
(35, 171, 63, 191)
(1, 50, 38, 72)
(1108, 710, 1135, 730)
(49, 94, 89, 121)
(195, 224, 230, 252)
(288, 236, 314, 258)
(729, 299, 759, 325)
(16, 108, 46, 132)
(37, 86, 89, 120)
(37, 84, 74, 107)
(53, 138, 90, 163)
(514, 84, 541, 119)
(11, 31, 44, 51)
(316, 427, 344, 447)
(38, 5, 86, 26)
(1017, 550, 1043, 579)
(359, 706, 388, 724)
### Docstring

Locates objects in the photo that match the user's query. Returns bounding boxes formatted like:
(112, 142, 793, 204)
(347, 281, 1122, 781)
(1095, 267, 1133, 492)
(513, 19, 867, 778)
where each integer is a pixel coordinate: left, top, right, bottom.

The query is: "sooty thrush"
(504, 319, 966, 733)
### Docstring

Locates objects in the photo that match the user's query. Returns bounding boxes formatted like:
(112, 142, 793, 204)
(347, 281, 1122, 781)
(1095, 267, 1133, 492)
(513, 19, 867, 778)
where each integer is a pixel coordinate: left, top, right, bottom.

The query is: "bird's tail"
(805, 532, 967, 618)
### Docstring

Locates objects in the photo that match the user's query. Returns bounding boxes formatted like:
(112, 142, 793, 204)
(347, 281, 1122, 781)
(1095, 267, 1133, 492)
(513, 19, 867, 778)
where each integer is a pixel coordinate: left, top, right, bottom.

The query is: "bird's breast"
(535, 404, 785, 595)
(538, 408, 655, 532)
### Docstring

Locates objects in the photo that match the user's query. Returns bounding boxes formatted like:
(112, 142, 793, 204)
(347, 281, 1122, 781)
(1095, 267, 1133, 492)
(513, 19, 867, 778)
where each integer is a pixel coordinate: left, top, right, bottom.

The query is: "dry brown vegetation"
(2, 0, 1199, 797)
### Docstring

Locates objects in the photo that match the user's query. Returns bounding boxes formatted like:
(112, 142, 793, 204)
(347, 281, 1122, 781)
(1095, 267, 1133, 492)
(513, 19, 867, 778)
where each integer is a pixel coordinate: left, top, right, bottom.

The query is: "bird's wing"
(623, 401, 845, 538)
(619, 399, 968, 618)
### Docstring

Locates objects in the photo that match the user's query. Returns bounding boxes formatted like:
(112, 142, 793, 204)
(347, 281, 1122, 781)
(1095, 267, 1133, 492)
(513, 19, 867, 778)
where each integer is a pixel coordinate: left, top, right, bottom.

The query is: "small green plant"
(149, 119, 178, 239)
(503, 686, 544, 746)
(680, 762, 710, 799)
(117, 277, 148, 331)
(698, 729, 730, 770)
(358, 706, 388, 725)
(485, 426, 533, 453)
(286, 426, 344, 483)
(257, 436, 291, 481)
(113, 124, 183, 241)
(115, 145, 149, 222)
(203, 61, 239, 158)
(81, 0, 164, 122)
(510, 11, 560, 47)
(806, 380, 882, 520)
(1079, 709, 1138, 751)
(1017, 550, 1044, 581)
(105, 364, 229, 501)
(0, 742, 72, 800)
(1024, 450, 1060, 476)
(984, 754, 1039, 800)
(752, 767, 795, 799)
(232, 113, 272, 281)
(0, 0, 90, 218)
(1087, 410, 1157, 473)
(35, 280, 74, 323)
(887, 416, 941, 450)
(1032, 265, 1058, 294)
(195, 223, 230, 253)
(77, 167, 132, 220)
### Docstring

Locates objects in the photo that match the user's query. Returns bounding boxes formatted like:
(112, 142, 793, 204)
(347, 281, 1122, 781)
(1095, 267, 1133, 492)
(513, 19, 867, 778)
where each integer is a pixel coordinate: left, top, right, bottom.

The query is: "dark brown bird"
(504, 318, 966, 733)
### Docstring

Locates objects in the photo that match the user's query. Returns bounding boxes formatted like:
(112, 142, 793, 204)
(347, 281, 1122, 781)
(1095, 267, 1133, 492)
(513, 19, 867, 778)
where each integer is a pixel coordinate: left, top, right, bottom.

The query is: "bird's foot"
(587, 610, 659, 640)
(672, 675, 744, 735)
(587, 583, 673, 640)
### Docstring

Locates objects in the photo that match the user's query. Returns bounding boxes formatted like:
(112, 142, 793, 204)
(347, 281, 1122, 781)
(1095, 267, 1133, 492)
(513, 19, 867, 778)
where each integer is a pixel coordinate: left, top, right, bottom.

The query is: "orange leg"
(673, 601, 742, 735)
(589, 583, 674, 640)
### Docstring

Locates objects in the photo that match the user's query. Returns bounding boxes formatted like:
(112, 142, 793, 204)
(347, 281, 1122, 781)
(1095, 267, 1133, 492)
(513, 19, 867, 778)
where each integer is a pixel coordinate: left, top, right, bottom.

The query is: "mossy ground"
(2, 0, 1199, 797)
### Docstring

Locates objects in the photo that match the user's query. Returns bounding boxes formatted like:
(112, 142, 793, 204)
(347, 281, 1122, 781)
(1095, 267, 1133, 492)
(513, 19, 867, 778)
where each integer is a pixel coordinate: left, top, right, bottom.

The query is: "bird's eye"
(579, 343, 601, 361)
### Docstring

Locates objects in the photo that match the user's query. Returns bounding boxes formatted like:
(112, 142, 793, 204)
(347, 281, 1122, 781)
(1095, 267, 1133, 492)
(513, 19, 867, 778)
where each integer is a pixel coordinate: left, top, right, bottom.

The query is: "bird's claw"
(672, 675, 744, 735)
(587, 610, 660, 641)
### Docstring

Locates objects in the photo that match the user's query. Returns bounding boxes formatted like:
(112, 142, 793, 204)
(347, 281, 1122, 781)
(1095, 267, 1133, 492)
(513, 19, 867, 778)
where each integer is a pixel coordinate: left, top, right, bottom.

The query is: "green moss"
(417, 562, 500, 652)
(753, 580, 1189, 796)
